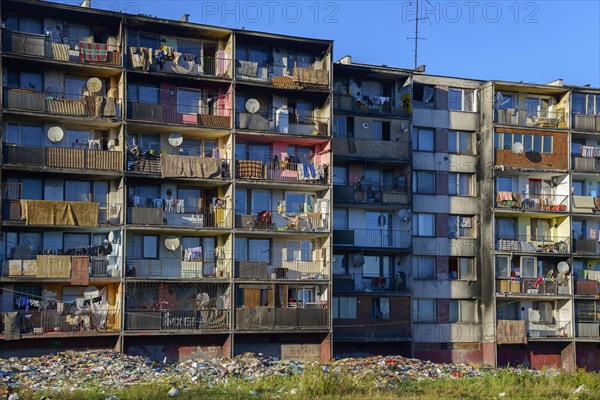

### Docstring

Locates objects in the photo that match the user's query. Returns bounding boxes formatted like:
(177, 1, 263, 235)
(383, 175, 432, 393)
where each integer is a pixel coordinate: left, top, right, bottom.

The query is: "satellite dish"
(47, 126, 64, 143)
(398, 209, 410, 221)
(362, 122, 369, 129)
(164, 236, 180, 251)
(528, 309, 541, 323)
(245, 98, 260, 114)
(512, 142, 524, 155)
(496, 91, 510, 106)
(168, 133, 183, 147)
(353, 254, 365, 267)
(557, 261, 570, 274)
(87, 77, 102, 93)
(107, 231, 115, 242)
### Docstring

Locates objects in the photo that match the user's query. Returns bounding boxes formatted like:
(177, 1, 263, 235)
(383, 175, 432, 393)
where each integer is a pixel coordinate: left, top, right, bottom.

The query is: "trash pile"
(0, 350, 543, 395)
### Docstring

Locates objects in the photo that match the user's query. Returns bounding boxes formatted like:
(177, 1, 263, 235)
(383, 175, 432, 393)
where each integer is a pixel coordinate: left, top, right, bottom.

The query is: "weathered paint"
(414, 349, 483, 365)
(576, 344, 600, 371)
(126, 344, 222, 362)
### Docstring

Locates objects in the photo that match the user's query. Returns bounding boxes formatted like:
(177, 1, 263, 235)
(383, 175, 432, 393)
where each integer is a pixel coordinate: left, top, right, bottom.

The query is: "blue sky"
(66, 0, 599, 86)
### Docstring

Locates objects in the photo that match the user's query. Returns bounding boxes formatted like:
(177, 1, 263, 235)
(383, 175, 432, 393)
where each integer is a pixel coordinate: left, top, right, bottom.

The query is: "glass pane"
(21, 125, 43, 147)
(448, 173, 457, 195)
(139, 84, 159, 104)
(235, 189, 247, 214)
(21, 178, 42, 200)
(461, 300, 475, 322)
(448, 216, 458, 238)
(496, 256, 510, 278)
(177, 188, 202, 212)
(64, 233, 90, 249)
(179, 139, 202, 156)
(448, 89, 462, 110)
(20, 72, 42, 92)
(177, 89, 201, 114)
(572, 93, 586, 114)
(252, 191, 271, 213)
(543, 136, 552, 153)
(248, 239, 269, 262)
(284, 193, 305, 214)
(143, 236, 158, 258)
(140, 134, 160, 153)
(448, 131, 457, 153)
(65, 181, 91, 202)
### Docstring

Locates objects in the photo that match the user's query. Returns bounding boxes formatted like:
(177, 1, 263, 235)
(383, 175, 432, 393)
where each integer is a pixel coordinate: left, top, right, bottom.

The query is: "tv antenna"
(407, 0, 430, 70)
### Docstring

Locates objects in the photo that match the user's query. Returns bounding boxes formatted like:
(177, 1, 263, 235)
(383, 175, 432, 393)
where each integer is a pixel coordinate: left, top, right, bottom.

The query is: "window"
(412, 128, 434, 151)
(414, 299, 435, 323)
(495, 132, 552, 154)
(332, 297, 357, 319)
(530, 218, 551, 241)
(333, 116, 354, 138)
(333, 165, 348, 185)
(572, 93, 600, 115)
(65, 129, 93, 148)
(235, 238, 270, 263)
(495, 92, 514, 109)
(251, 190, 272, 214)
(448, 130, 473, 154)
(449, 257, 476, 280)
(128, 83, 159, 104)
(333, 208, 348, 229)
(5, 232, 42, 259)
(526, 97, 549, 117)
(65, 76, 88, 99)
(495, 256, 511, 278)
(448, 173, 474, 196)
(449, 88, 475, 111)
(362, 255, 391, 278)
(414, 256, 436, 279)
(14, 286, 42, 310)
(520, 256, 537, 278)
(285, 192, 315, 214)
(372, 298, 390, 320)
(64, 233, 90, 250)
(142, 235, 158, 258)
(177, 88, 202, 114)
(496, 218, 517, 240)
(413, 213, 435, 237)
(448, 215, 475, 238)
(497, 177, 513, 192)
(449, 300, 476, 323)
(412, 171, 435, 194)
(19, 71, 43, 92)
(287, 240, 313, 262)
(413, 83, 435, 103)
(4, 124, 43, 147)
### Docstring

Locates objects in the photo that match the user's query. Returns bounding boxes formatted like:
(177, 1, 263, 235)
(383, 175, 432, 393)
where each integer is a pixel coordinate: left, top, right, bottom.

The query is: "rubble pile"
(0, 350, 542, 394)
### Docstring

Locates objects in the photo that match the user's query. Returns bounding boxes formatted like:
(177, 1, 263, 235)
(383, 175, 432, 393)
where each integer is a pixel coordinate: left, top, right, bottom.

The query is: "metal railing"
(573, 239, 600, 254)
(236, 260, 329, 280)
(496, 278, 571, 295)
(527, 320, 572, 338)
(333, 273, 409, 292)
(235, 61, 329, 86)
(572, 113, 600, 132)
(235, 209, 329, 232)
(333, 94, 409, 116)
(236, 111, 329, 136)
(13, 309, 121, 337)
(3, 31, 121, 66)
(572, 156, 600, 173)
(128, 206, 232, 228)
(333, 228, 411, 249)
(4, 87, 122, 118)
(496, 236, 569, 253)
(125, 258, 231, 279)
(3, 145, 123, 172)
(128, 49, 232, 78)
(495, 192, 569, 212)
(335, 180, 409, 204)
(236, 160, 328, 184)
(494, 107, 566, 128)
(235, 307, 328, 330)
(126, 153, 231, 179)
(124, 309, 229, 331)
(127, 101, 231, 128)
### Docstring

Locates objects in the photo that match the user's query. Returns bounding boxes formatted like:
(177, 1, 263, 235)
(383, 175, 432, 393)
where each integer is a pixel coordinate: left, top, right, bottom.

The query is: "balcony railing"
(3, 145, 123, 172)
(572, 114, 600, 132)
(3, 255, 121, 279)
(236, 260, 329, 280)
(572, 156, 600, 172)
(9, 200, 122, 226)
(127, 101, 231, 128)
(235, 209, 329, 233)
(332, 138, 410, 162)
(127, 153, 231, 179)
(236, 111, 329, 136)
(333, 228, 411, 249)
(495, 192, 568, 212)
(236, 160, 328, 184)
(235, 61, 329, 88)
(575, 279, 600, 295)
(125, 258, 231, 279)
(333, 273, 409, 293)
(573, 239, 600, 254)
(333, 94, 409, 116)
(496, 236, 569, 254)
(334, 179, 409, 205)
(124, 309, 229, 331)
(528, 320, 572, 338)
(494, 107, 566, 128)
(3, 31, 121, 66)
(128, 206, 232, 229)
(496, 277, 571, 295)
(128, 48, 232, 78)
(235, 307, 328, 330)
(7, 309, 121, 338)
(4, 88, 122, 118)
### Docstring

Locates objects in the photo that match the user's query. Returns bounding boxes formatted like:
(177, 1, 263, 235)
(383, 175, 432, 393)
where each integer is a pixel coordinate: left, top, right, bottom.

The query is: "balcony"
(8, 200, 122, 227)
(495, 192, 568, 212)
(3, 31, 121, 66)
(332, 138, 410, 162)
(235, 260, 329, 280)
(572, 114, 600, 132)
(127, 101, 231, 129)
(236, 160, 328, 184)
(572, 196, 600, 214)
(4, 309, 121, 339)
(333, 273, 408, 293)
(333, 94, 408, 116)
(129, 48, 231, 78)
(236, 111, 329, 136)
(496, 236, 569, 254)
(496, 319, 572, 343)
(333, 228, 410, 250)
(494, 108, 567, 129)
(572, 156, 600, 173)
(127, 206, 232, 229)
(3, 145, 123, 172)
(235, 307, 328, 330)
(235, 209, 329, 233)
(4, 88, 122, 118)
(127, 153, 230, 180)
(125, 258, 231, 279)
(124, 309, 229, 331)
(3, 255, 121, 279)
(235, 61, 329, 89)
(496, 277, 571, 296)
(334, 180, 409, 205)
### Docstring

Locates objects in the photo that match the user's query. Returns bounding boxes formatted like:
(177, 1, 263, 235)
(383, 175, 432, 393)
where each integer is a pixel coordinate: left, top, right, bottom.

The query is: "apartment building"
(0, 0, 333, 361)
(331, 57, 412, 356)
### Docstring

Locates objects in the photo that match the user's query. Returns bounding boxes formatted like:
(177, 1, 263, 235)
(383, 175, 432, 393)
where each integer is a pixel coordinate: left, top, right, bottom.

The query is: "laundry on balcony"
(297, 163, 325, 182)
(236, 60, 259, 77)
(129, 47, 153, 70)
(79, 42, 109, 62)
(160, 154, 221, 179)
(237, 160, 264, 179)
(20, 200, 99, 227)
(572, 143, 600, 158)
(495, 191, 523, 208)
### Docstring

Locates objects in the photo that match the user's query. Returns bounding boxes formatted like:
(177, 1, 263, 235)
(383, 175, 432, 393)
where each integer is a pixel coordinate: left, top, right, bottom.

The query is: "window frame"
(412, 170, 436, 194)
(332, 296, 357, 319)
(448, 172, 474, 196)
(413, 213, 435, 237)
(412, 127, 435, 151)
(414, 256, 436, 280)
(448, 215, 475, 238)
